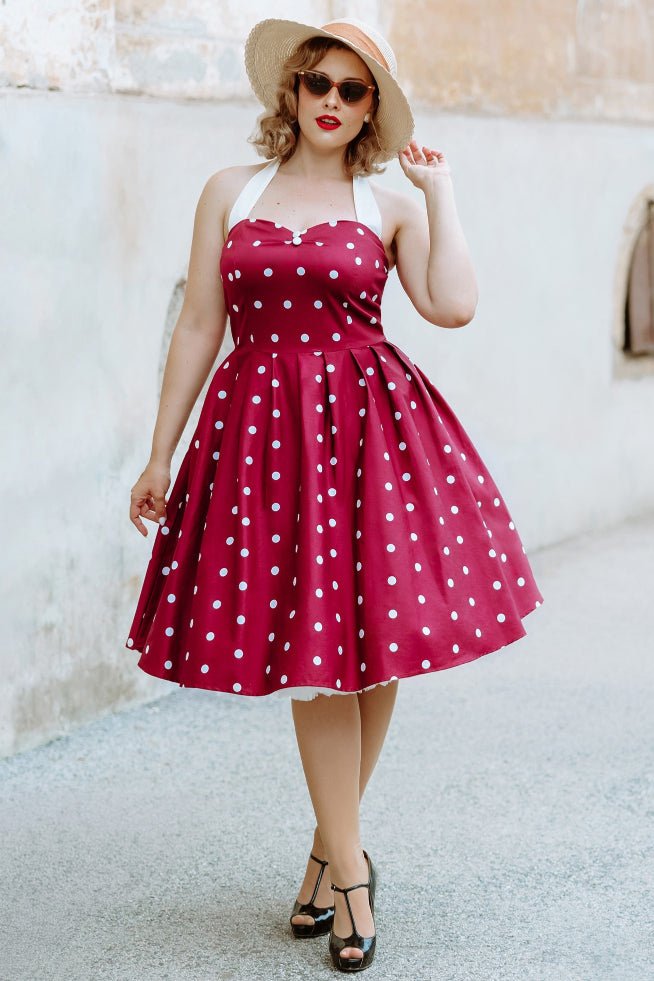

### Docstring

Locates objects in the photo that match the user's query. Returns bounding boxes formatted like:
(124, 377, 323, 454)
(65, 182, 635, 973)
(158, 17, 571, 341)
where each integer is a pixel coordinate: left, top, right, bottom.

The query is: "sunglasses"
(297, 70, 376, 105)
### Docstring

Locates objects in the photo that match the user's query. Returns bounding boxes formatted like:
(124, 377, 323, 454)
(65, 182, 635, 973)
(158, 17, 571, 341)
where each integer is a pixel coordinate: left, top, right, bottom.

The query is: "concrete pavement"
(1, 512, 653, 980)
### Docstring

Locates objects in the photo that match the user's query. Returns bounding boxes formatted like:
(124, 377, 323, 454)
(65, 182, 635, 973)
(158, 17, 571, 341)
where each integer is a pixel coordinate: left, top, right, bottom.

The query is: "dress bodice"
(219, 159, 390, 353)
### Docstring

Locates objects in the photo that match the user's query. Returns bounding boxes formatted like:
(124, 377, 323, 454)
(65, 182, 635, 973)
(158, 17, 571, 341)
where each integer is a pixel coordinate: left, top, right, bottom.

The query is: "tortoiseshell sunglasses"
(297, 70, 376, 104)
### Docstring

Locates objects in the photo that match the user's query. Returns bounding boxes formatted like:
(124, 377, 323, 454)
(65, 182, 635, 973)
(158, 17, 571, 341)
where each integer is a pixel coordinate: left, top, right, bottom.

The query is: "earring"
(364, 113, 371, 122)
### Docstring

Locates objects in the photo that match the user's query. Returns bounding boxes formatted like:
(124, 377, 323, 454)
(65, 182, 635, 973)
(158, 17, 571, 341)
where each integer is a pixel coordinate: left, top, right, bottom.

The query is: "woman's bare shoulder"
(369, 180, 421, 218)
(368, 179, 422, 243)
(204, 162, 268, 201)
(200, 163, 271, 238)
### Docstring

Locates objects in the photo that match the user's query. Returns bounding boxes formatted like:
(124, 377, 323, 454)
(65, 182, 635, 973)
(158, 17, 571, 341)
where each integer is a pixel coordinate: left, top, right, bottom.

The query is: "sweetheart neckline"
(227, 217, 390, 266)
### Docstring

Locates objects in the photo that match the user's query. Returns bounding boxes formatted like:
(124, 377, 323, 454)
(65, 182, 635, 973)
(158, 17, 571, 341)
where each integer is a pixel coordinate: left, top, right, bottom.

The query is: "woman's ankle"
(328, 844, 368, 884)
(311, 826, 328, 860)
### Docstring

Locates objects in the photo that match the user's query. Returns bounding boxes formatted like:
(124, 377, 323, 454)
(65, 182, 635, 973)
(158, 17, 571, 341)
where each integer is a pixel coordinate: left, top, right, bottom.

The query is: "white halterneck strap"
(226, 157, 383, 241)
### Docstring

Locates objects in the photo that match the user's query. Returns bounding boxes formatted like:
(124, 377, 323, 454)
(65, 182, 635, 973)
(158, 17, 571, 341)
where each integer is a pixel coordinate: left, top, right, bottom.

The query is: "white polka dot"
(314, 300, 323, 309)
(206, 631, 215, 640)
(126, 637, 134, 647)
(300, 332, 310, 342)
(165, 627, 174, 636)
(233, 682, 242, 692)
(164, 659, 172, 669)
(313, 655, 322, 665)
(167, 594, 176, 603)
(297, 267, 305, 275)
(493, 580, 502, 590)
(497, 613, 506, 622)
(283, 300, 292, 309)
(201, 664, 209, 673)
(517, 576, 525, 586)
(421, 659, 431, 669)
(329, 270, 339, 279)
(264, 267, 273, 276)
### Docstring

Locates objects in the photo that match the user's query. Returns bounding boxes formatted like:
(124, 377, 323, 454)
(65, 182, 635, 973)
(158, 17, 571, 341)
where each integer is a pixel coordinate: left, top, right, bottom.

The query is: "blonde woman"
(126, 17, 544, 972)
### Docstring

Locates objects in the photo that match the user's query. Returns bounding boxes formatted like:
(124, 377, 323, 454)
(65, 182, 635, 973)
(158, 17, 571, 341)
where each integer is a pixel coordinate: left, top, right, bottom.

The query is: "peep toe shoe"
(328, 850, 377, 972)
(289, 852, 335, 938)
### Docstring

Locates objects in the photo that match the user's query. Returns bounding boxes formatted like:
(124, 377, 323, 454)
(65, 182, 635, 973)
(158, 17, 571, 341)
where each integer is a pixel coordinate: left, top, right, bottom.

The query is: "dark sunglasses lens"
(303, 72, 330, 95)
(340, 82, 369, 103)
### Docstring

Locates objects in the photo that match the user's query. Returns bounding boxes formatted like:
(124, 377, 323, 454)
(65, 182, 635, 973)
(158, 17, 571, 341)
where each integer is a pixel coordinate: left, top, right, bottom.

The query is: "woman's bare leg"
(357, 679, 399, 798)
(307, 679, 399, 853)
(290, 681, 399, 960)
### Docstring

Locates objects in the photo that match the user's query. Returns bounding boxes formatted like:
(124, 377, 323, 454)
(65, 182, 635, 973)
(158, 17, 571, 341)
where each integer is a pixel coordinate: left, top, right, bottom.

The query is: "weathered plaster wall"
(1, 1, 652, 758)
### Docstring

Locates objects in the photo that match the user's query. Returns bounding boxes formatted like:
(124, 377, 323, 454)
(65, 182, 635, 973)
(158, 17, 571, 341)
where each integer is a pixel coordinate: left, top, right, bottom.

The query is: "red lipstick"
(316, 115, 341, 129)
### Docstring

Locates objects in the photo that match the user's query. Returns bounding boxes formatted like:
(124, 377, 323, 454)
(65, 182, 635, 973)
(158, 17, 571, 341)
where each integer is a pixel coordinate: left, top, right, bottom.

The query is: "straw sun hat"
(244, 17, 415, 161)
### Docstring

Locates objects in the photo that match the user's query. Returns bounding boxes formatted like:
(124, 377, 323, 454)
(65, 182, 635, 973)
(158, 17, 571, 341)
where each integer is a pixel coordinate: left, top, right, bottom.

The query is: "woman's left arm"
(393, 140, 478, 329)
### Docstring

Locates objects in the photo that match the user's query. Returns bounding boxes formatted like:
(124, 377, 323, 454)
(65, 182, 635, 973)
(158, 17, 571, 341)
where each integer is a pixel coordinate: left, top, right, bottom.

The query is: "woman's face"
(296, 46, 376, 152)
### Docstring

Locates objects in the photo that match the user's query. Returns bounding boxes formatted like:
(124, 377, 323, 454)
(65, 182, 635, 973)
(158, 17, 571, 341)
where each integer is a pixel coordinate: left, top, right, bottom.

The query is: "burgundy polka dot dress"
(125, 158, 544, 701)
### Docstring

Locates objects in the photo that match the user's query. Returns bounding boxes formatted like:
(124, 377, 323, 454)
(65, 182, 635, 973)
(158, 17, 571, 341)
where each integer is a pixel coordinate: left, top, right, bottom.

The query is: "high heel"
(328, 850, 377, 972)
(289, 852, 335, 938)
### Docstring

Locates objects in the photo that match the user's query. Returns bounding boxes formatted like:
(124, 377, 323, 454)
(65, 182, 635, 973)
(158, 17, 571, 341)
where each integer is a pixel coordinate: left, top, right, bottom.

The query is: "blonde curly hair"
(247, 36, 386, 177)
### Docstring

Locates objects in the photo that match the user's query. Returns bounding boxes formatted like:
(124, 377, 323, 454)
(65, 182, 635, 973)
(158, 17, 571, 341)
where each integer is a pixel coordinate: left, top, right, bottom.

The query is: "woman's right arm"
(129, 169, 233, 537)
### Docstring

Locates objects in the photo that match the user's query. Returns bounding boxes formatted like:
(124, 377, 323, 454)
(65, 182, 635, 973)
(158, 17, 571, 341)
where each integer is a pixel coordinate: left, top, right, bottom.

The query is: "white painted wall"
(2, 86, 652, 757)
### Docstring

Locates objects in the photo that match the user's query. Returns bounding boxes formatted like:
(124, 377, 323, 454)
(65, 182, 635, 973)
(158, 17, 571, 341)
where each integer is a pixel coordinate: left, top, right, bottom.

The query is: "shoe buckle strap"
(330, 881, 369, 894)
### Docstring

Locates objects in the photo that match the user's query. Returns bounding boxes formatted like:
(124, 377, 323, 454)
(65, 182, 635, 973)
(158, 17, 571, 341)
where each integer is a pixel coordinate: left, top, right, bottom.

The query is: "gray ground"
(1, 512, 653, 980)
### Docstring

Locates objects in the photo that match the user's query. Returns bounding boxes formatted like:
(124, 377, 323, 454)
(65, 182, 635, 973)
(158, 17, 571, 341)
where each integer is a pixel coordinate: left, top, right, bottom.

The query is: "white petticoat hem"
(196, 676, 400, 701)
(267, 676, 399, 700)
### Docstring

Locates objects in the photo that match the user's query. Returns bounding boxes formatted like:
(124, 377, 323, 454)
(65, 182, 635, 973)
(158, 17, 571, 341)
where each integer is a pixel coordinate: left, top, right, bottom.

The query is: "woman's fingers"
(130, 499, 149, 537)
(152, 494, 167, 520)
(402, 143, 417, 164)
(130, 486, 168, 535)
(401, 140, 443, 166)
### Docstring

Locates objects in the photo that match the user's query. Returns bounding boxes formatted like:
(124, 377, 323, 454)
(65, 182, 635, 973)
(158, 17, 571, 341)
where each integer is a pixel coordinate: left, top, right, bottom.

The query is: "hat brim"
(244, 18, 414, 161)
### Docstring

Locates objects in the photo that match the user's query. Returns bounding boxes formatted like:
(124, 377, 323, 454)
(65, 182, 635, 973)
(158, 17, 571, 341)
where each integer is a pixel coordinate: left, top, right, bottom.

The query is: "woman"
(126, 17, 544, 972)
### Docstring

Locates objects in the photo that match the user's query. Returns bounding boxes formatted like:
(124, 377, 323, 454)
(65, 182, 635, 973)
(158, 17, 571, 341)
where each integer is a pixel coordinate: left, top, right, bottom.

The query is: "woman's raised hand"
(129, 461, 171, 537)
(398, 139, 452, 189)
